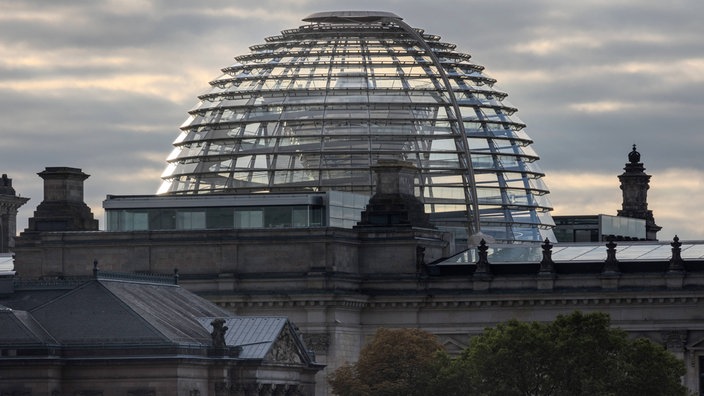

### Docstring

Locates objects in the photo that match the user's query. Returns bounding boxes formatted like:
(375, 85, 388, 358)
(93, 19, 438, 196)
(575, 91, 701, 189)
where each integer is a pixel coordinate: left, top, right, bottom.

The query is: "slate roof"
(1, 287, 77, 312)
(0, 305, 56, 347)
(196, 316, 290, 360)
(101, 279, 232, 345)
(26, 279, 230, 347)
(0, 275, 319, 369)
(227, 317, 288, 359)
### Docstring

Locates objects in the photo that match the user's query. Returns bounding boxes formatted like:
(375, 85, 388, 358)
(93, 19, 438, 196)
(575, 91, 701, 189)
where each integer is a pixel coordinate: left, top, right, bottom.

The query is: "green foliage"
(329, 312, 689, 396)
(615, 337, 687, 396)
(466, 319, 557, 396)
(328, 328, 444, 396)
(447, 311, 688, 396)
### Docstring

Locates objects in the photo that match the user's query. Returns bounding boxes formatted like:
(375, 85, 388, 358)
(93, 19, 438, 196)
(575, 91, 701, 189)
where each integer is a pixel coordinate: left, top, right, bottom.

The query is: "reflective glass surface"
(158, 12, 554, 242)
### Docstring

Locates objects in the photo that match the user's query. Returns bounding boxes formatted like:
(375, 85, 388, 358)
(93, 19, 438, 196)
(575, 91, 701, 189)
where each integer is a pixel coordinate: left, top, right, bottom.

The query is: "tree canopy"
(455, 311, 687, 396)
(328, 312, 688, 396)
(328, 328, 444, 396)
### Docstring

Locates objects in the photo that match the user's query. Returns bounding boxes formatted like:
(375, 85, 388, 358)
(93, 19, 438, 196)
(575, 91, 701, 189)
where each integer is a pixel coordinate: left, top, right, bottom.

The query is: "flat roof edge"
(303, 11, 402, 23)
(103, 193, 331, 209)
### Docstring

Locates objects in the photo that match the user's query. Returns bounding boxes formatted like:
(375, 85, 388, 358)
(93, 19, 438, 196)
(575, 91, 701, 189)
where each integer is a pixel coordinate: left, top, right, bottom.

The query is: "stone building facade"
(12, 226, 704, 394)
(9, 166, 704, 395)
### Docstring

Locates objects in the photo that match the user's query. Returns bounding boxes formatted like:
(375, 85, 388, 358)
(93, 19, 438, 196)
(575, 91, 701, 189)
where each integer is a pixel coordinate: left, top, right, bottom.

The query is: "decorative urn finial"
(628, 144, 641, 164)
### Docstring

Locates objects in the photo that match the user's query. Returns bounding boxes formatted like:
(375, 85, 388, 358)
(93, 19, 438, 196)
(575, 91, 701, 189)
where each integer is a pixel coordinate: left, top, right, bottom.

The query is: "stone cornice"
(212, 291, 704, 310)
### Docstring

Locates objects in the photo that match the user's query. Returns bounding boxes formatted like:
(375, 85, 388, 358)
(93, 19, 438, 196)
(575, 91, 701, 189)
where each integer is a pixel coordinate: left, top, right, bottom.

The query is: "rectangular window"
(206, 208, 234, 229)
(176, 211, 206, 230)
(292, 207, 309, 227)
(235, 209, 264, 228)
(116, 211, 149, 231)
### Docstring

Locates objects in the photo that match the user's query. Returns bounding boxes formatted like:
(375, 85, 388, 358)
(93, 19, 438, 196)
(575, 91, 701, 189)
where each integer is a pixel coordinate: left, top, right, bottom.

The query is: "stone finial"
(210, 318, 228, 349)
(668, 235, 685, 272)
(0, 174, 13, 193)
(602, 239, 620, 274)
(628, 144, 641, 164)
(538, 238, 555, 274)
(475, 239, 490, 275)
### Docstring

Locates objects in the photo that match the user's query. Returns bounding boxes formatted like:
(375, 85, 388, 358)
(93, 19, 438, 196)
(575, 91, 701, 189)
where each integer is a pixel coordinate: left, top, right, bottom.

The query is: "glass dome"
(158, 11, 555, 243)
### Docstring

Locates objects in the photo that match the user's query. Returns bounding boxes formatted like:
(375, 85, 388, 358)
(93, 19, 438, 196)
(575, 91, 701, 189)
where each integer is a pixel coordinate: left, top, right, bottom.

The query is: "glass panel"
(157, 16, 555, 243)
(176, 211, 206, 230)
(235, 209, 264, 228)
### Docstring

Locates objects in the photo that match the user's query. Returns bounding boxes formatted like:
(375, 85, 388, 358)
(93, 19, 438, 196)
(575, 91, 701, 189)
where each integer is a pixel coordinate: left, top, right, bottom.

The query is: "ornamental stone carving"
(267, 327, 302, 364)
(662, 330, 687, 353)
(302, 333, 330, 353)
(210, 318, 228, 348)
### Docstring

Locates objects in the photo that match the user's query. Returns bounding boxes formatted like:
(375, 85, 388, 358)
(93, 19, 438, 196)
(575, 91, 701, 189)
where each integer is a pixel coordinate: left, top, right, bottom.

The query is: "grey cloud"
(1, 0, 702, 239)
(0, 89, 178, 171)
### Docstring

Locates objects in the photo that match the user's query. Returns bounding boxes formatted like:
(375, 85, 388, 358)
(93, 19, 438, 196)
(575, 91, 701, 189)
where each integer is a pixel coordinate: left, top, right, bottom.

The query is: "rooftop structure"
(158, 11, 554, 243)
(21, 167, 98, 235)
(619, 144, 661, 239)
(0, 269, 322, 395)
(553, 214, 646, 242)
(104, 190, 368, 231)
(0, 174, 29, 253)
(552, 145, 660, 243)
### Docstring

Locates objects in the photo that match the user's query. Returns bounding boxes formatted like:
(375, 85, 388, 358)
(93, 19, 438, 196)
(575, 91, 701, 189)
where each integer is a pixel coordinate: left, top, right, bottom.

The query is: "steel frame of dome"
(158, 11, 555, 243)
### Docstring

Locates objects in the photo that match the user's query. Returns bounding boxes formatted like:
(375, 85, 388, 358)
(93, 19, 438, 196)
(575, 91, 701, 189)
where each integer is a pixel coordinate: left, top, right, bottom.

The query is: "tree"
(615, 337, 688, 396)
(447, 311, 688, 396)
(329, 313, 688, 396)
(462, 319, 558, 396)
(328, 328, 445, 396)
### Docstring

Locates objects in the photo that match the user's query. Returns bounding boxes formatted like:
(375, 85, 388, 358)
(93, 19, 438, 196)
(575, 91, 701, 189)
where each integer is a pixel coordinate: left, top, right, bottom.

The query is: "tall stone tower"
(618, 145, 661, 240)
(21, 167, 98, 235)
(0, 174, 29, 252)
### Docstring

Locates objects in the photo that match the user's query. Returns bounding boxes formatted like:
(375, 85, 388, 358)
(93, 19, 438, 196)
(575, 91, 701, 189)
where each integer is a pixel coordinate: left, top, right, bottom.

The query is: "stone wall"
(13, 227, 704, 395)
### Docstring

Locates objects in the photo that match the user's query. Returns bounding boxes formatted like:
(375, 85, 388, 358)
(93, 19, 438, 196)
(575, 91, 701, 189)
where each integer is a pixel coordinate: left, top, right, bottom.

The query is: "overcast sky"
(1, 0, 702, 240)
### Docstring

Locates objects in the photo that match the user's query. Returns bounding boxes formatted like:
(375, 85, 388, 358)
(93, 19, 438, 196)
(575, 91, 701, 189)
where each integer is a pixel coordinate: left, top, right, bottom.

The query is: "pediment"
(265, 324, 304, 365)
(438, 334, 469, 355)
